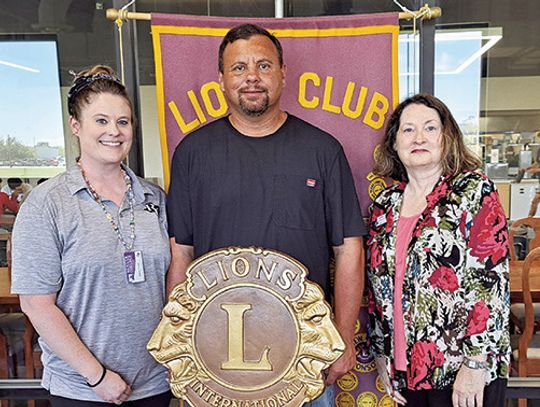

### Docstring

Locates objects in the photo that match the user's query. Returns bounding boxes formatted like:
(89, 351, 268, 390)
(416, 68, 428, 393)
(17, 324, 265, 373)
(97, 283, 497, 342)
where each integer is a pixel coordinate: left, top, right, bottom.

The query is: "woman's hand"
(375, 357, 407, 405)
(93, 369, 132, 405)
(452, 364, 485, 407)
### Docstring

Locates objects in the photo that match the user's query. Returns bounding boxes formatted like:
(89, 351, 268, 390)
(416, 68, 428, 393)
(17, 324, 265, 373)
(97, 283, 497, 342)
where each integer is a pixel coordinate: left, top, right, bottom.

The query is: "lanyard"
(78, 162, 136, 251)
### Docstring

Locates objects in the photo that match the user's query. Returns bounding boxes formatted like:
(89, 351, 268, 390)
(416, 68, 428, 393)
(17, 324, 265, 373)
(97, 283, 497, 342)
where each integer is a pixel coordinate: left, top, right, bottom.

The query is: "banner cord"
(121, 0, 136, 11)
(115, 0, 136, 84)
(115, 18, 125, 84)
(392, 0, 413, 14)
(393, 1, 433, 93)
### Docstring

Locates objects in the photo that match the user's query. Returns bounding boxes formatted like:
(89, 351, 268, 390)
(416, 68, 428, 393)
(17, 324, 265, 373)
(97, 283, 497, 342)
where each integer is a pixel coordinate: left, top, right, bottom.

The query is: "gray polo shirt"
(11, 165, 170, 401)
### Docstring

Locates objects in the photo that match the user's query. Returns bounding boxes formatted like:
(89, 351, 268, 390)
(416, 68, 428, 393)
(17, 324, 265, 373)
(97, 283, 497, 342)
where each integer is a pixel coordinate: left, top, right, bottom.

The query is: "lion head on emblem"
(284, 281, 345, 399)
(147, 283, 206, 396)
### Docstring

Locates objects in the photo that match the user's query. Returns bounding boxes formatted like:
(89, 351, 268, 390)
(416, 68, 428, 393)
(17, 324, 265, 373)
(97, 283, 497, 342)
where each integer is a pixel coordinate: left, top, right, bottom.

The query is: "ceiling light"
(399, 27, 503, 76)
(0, 60, 40, 73)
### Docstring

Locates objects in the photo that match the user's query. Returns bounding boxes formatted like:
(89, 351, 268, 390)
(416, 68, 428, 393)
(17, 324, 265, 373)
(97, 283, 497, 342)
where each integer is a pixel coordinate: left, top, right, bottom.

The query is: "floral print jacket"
(367, 171, 510, 390)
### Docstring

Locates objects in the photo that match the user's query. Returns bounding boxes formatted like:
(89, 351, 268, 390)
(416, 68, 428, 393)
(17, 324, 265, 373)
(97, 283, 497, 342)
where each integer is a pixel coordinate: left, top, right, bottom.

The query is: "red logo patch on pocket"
(306, 178, 316, 187)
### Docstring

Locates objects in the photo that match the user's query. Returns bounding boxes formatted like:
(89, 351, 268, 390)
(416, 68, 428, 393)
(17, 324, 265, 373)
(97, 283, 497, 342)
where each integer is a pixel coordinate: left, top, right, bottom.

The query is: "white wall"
(139, 85, 165, 187)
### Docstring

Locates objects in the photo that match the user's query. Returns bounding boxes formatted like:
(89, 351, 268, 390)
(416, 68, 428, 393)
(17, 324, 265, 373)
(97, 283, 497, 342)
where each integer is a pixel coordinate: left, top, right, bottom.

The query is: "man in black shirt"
(166, 23, 366, 402)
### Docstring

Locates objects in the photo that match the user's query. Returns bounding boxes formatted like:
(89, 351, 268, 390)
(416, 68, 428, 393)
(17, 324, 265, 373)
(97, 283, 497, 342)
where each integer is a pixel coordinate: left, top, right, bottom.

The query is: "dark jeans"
(49, 391, 172, 407)
(401, 378, 507, 407)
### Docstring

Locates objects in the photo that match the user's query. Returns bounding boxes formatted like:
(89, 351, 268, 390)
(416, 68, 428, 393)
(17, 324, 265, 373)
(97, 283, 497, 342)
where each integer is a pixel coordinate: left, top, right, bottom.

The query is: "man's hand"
(325, 339, 356, 384)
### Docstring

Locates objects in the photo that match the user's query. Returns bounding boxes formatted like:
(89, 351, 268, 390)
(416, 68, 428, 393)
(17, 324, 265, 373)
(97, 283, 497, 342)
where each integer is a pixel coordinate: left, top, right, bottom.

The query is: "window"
(0, 35, 65, 180)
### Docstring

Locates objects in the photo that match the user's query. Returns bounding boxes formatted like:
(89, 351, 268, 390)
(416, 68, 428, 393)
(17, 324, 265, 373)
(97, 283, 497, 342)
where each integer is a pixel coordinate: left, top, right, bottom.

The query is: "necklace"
(78, 161, 136, 251)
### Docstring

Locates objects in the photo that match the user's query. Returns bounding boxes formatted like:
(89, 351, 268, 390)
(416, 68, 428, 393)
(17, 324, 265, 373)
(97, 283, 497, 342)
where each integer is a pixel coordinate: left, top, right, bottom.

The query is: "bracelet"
(86, 365, 107, 388)
(462, 356, 487, 370)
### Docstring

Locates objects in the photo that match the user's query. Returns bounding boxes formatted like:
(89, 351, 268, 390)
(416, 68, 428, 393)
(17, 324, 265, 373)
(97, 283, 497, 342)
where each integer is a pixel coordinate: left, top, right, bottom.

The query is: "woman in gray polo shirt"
(11, 65, 171, 406)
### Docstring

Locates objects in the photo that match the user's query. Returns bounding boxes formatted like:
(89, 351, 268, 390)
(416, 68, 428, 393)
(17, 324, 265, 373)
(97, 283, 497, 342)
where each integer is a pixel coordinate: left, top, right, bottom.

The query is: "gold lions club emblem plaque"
(148, 247, 345, 406)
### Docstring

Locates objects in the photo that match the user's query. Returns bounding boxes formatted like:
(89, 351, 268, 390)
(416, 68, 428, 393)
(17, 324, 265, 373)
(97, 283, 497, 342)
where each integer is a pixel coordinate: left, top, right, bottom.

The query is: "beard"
(238, 92, 270, 117)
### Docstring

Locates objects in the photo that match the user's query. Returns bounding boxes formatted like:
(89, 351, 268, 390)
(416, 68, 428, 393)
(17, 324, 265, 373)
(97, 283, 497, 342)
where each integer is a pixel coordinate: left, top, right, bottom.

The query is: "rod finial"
(106, 8, 120, 21)
(430, 6, 442, 19)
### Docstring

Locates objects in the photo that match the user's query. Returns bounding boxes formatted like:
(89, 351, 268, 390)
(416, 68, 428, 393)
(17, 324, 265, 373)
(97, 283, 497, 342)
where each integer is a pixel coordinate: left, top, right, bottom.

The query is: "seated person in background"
(0, 191, 19, 215)
(1, 178, 32, 203)
(505, 146, 520, 168)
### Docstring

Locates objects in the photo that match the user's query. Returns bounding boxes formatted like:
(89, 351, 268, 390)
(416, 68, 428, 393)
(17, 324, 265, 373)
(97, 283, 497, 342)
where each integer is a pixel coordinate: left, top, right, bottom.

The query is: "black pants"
(49, 391, 172, 407)
(401, 378, 507, 407)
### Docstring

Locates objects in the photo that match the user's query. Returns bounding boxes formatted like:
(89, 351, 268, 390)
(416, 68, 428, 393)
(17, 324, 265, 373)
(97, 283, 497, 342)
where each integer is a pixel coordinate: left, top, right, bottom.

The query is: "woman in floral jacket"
(367, 94, 510, 407)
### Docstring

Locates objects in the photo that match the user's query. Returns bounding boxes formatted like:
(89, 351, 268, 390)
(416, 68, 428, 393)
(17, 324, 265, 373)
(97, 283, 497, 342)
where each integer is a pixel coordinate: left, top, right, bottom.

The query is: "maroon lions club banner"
(151, 13, 399, 216)
(151, 12, 399, 407)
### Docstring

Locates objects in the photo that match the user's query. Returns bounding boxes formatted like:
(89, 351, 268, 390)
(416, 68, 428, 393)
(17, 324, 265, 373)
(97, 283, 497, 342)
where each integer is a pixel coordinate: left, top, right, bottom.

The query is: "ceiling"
(1, 0, 538, 79)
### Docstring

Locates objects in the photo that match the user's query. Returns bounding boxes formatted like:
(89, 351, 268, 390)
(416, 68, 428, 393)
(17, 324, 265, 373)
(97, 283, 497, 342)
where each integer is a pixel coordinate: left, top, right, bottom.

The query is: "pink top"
(394, 214, 420, 372)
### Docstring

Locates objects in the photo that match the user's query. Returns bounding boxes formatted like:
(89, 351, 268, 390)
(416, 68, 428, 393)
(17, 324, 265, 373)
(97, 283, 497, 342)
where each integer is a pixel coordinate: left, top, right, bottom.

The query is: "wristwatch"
(462, 357, 487, 369)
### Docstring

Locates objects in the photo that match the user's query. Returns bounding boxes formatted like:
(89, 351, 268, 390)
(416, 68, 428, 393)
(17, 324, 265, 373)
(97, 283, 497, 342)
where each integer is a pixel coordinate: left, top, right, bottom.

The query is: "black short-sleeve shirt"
(167, 114, 366, 297)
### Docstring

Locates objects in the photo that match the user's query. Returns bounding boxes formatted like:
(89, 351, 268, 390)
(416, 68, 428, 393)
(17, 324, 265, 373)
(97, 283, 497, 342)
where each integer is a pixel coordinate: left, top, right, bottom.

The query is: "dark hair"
(37, 178, 49, 185)
(67, 65, 134, 122)
(374, 93, 482, 182)
(7, 178, 22, 189)
(218, 24, 283, 73)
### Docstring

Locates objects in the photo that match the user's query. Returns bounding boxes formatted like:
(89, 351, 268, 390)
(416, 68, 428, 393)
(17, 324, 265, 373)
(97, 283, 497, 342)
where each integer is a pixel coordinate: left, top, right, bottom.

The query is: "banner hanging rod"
(106, 5, 442, 22)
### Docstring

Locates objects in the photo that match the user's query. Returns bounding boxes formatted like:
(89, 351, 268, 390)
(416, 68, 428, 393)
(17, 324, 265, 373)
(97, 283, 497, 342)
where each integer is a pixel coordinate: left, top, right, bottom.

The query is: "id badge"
(375, 214, 386, 227)
(124, 251, 145, 283)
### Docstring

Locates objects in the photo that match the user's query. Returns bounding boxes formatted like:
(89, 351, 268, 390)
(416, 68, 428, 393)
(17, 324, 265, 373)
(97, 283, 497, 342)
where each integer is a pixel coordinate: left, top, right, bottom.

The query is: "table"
(510, 260, 540, 302)
(0, 268, 17, 306)
(0, 216, 14, 231)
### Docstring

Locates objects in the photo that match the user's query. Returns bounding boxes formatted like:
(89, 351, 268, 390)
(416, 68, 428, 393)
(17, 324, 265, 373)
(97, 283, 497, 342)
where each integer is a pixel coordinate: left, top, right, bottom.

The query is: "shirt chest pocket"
(272, 174, 322, 230)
